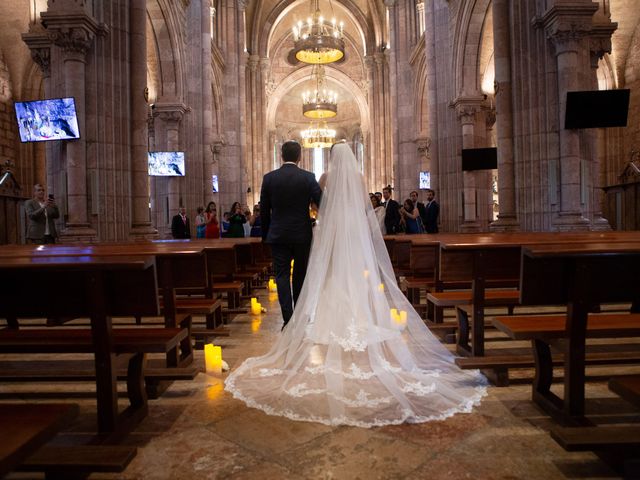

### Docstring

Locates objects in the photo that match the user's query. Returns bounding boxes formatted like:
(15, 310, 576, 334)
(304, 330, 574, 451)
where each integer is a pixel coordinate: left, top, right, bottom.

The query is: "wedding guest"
(400, 198, 422, 234)
(424, 188, 440, 233)
(242, 205, 253, 237)
(250, 204, 262, 237)
(371, 195, 386, 235)
(195, 206, 206, 238)
(221, 212, 230, 237)
(205, 201, 220, 239)
(228, 202, 247, 238)
(382, 186, 401, 234)
(171, 206, 191, 239)
(25, 184, 59, 244)
(410, 190, 428, 229)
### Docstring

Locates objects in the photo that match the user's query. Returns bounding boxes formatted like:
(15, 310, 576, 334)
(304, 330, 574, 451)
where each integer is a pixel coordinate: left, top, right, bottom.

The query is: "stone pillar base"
(129, 225, 159, 241)
(489, 215, 520, 232)
(552, 213, 591, 232)
(59, 225, 98, 244)
(460, 221, 482, 233)
(590, 216, 612, 231)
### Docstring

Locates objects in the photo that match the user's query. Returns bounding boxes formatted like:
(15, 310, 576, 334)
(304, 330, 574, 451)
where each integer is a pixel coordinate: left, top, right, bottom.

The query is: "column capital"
(452, 95, 484, 124)
(22, 29, 52, 78)
(384, 0, 397, 7)
(41, 11, 99, 60)
(415, 137, 431, 156)
(247, 54, 260, 72)
(153, 101, 188, 125)
(237, 0, 250, 11)
(539, 3, 598, 54)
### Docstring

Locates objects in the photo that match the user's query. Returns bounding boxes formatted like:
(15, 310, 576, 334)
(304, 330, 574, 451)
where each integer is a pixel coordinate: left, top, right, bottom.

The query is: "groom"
(260, 141, 322, 329)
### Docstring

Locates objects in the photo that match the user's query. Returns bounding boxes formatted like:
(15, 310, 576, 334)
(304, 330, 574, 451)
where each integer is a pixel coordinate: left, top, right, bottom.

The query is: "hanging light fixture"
(292, 0, 345, 64)
(302, 65, 337, 119)
(301, 122, 336, 149)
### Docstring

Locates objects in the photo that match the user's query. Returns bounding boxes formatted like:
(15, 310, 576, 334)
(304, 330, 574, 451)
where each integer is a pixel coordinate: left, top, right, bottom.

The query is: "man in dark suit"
(261, 141, 322, 328)
(424, 188, 439, 233)
(382, 186, 401, 234)
(171, 206, 191, 239)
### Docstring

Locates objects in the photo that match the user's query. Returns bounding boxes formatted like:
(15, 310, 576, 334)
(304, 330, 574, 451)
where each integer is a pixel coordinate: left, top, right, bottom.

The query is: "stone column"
(588, 11, 616, 230)
(203, 0, 215, 202)
(489, 0, 519, 231)
(454, 96, 484, 232)
(22, 27, 52, 191)
(129, 0, 156, 239)
(543, 3, 596, 231)
(154, 103, 187, 223)
(364, 55, 378, 189)
(41, 5, 99, 241)
(424, 0, 438, 194)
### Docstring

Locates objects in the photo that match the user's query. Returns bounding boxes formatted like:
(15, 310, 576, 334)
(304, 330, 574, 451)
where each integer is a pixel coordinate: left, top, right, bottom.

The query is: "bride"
(224, 143, 487, 428)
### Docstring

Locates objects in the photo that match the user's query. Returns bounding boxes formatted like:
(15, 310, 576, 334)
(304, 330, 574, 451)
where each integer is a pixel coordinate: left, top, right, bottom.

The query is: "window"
(313, 148, 324, 179)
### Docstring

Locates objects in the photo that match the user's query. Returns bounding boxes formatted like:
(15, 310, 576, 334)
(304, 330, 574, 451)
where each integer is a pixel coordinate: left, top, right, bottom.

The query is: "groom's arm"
(260, 176, 271, 241)
(309, 174, 322, 207)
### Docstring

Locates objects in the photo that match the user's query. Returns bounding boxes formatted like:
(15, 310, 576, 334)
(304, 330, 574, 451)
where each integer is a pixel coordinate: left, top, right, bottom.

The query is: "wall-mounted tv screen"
(419, 171, 431, 190)
(565, 89, 630, 129)
(212, 175, 219, 193)
(14, 97, 80, 143)
(462, 147, 498, 171)
(148, 152, 185, 176)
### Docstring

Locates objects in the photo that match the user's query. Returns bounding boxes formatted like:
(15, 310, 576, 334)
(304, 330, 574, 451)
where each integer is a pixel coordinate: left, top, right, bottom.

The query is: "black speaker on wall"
(461, 147, 498, 171)
(565, 89, 630, 129)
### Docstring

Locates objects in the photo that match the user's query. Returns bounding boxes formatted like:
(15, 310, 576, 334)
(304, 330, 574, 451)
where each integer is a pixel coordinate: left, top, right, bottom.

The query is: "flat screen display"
(14, 97, 80, 143)
(212, 175, 219, 193)
(565, 89, 630, 129)
(461, 147, 498, 171)
(419, 171, 431, 190)
(148, 152, 185, 176)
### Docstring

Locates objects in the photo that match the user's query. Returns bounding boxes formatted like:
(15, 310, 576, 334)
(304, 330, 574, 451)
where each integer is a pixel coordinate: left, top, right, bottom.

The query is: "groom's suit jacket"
(260, 163, 322, 244)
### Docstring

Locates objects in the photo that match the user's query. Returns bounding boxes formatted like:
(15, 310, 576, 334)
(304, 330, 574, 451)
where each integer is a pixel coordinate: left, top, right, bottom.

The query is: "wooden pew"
(0, 255, 188, 436)
(492, 242, 640, 422)
(0, 403, 80, 477)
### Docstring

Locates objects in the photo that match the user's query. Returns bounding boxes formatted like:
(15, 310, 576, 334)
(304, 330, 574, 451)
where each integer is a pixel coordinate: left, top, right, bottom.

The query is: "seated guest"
(171, 206, 191, 239)
(25, 184, 60, 244)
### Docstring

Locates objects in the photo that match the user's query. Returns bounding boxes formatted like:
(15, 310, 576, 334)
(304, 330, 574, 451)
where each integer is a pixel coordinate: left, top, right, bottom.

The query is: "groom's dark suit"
(261, 163, 322, 327)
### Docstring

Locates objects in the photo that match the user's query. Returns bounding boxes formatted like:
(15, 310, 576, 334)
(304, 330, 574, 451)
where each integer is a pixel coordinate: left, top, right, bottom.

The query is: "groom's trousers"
(270, 242, 311, 327)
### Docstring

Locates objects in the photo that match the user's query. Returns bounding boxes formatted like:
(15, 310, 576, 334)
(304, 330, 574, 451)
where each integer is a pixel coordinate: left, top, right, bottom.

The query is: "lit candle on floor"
(204, 344, 223, 374)
(268, 278, 277, 292)
(378, 283, 385, 293)
(251, 298, 261, 315)
(363, 270, 370, 279)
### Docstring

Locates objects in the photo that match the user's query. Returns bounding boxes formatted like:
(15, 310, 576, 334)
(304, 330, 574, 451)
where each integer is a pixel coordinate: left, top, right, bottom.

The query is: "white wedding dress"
(224, 143, 487, 428)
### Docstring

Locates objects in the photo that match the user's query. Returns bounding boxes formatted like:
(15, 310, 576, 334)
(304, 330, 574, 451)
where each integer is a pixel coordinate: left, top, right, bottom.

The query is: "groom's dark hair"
(282, 141, 301, 163)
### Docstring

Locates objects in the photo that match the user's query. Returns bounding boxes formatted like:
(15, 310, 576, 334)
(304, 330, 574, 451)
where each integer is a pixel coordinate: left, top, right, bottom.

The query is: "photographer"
(24, 184, 59, 244)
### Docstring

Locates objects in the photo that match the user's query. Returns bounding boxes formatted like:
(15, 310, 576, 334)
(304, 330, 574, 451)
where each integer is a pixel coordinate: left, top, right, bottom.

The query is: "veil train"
(224, 143, 487, 428)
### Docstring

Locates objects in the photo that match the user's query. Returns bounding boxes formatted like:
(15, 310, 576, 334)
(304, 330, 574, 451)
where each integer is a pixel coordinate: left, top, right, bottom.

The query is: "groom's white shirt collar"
(283, 162, 298, 166)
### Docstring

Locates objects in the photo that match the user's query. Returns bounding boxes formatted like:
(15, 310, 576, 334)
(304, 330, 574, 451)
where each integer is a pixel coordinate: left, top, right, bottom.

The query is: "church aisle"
(0, 291, 624, 479)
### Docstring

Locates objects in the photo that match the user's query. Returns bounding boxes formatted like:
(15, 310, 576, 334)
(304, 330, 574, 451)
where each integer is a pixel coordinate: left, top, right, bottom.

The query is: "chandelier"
(301, 122, 336, 149)
(302, 66, 337, 119)
(292, 0, 345, 64)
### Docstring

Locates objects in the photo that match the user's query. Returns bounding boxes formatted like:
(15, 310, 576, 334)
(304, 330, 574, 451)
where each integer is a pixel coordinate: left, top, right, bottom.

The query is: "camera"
(48, 194, 54, 200)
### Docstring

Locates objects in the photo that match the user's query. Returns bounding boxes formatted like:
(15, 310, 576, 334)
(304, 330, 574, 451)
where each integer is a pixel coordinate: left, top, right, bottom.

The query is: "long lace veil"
(225, 143, 487, 427)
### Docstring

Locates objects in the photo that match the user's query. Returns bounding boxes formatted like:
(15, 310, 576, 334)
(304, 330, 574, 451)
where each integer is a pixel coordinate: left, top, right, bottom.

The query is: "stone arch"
(452, 0, 492, 96)
(146, 0, 186, 101)
(255, 0, 375, 59)
(265, 65, 370, 134)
